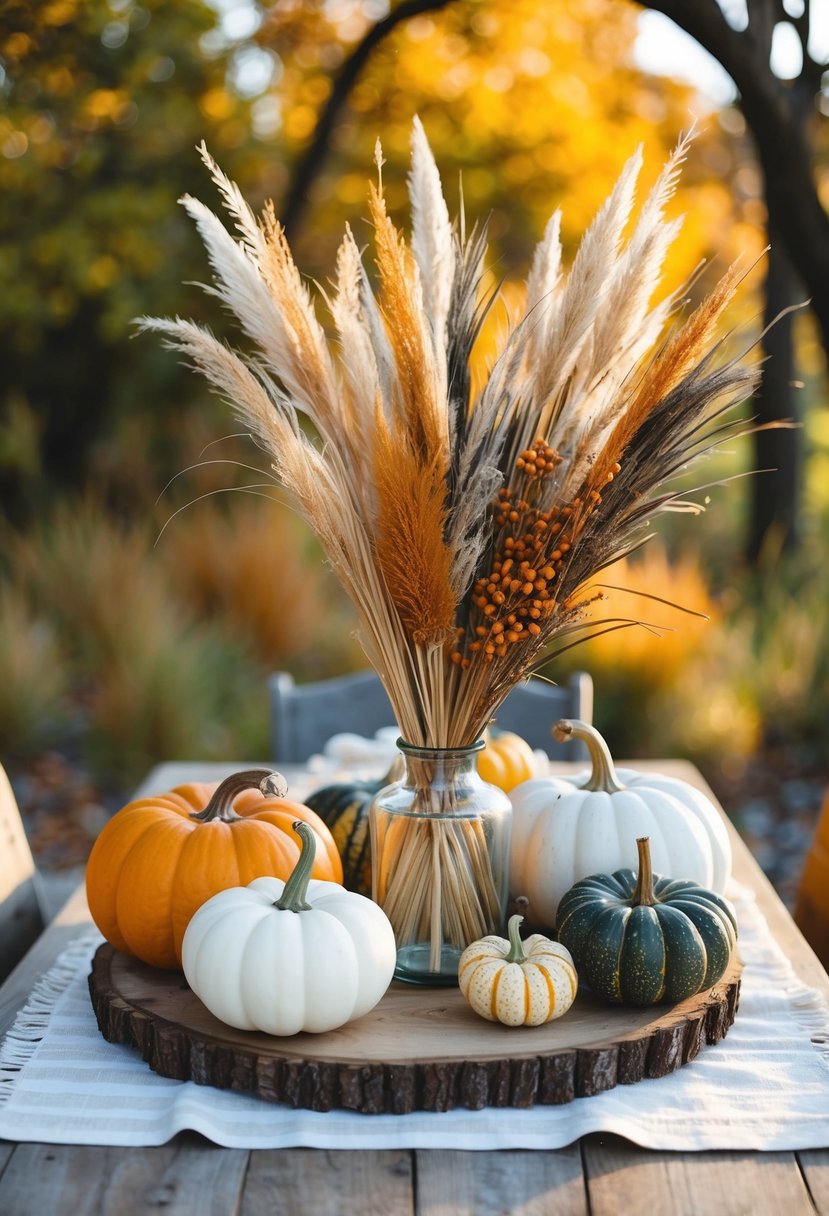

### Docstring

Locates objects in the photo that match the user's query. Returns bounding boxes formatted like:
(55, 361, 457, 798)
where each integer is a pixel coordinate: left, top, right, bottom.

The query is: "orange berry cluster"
(514, 438, 562, 481)
(450, 443, 621, 668)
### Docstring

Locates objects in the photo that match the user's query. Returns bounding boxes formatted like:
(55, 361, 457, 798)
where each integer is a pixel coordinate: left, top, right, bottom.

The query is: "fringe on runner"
(0, 931, 101, 1106)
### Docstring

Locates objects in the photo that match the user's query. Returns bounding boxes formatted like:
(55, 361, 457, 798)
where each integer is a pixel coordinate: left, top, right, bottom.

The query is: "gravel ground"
(10, 746, 829, 919)
(706, 744, 828, 911)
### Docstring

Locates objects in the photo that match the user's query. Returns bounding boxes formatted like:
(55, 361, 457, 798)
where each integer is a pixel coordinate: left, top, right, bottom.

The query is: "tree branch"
(276, 0, 456, 239)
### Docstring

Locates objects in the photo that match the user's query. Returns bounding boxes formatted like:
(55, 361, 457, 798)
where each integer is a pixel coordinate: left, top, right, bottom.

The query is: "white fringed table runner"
(1, 882, 827, 1150)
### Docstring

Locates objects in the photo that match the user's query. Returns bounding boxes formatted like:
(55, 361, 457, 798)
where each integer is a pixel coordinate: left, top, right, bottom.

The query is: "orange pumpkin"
(478, 730, 537, 793)
(85, 769, 343, 969)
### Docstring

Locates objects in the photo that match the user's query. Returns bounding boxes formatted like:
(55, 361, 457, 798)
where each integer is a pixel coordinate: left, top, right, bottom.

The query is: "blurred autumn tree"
(259, 0, 827, 562)
(635, 0, 829, 559)
(260, 0, 758, 297)
(0, 0, 768, 524)
(0, 0, 273, 519)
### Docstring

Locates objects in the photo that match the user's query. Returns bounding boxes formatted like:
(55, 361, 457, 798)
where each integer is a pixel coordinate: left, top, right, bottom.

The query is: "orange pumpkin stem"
(189, 769, 289, 823)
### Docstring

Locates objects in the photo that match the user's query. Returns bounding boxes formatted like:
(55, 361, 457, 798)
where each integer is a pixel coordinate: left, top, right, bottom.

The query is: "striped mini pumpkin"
(458, 915, 578, 1026)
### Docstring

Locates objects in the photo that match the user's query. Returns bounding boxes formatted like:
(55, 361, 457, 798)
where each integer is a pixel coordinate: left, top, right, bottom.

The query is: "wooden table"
(1, 760, 828, 1215)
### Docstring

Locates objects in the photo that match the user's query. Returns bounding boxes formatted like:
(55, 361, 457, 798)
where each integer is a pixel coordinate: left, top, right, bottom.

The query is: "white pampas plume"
(408, 115, 455, 368)
(330, 225, 381, 421)
(590, 132, 693, 376)
(523, 208, 563, 367)
(537, 146, 644, 408)
(179, 194, 341, 438)
(135, 315, 300, 456)
(195, 140, 265, 261)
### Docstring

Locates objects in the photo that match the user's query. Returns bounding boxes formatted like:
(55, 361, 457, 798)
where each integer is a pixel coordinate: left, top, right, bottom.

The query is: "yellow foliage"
(572, 544, 716, 687)
(199, 88, 235, 122)
(84, 89, 128, 122)
(3, 33, 33, 59)
(284, 103, 318, 141)
(86, 255, 119, 291)
(555, 543, 763, 760)
(41, 1, 78, 26)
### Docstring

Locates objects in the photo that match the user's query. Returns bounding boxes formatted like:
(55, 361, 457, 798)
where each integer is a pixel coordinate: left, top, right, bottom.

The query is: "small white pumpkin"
(509, 719, 732, 929)
(182, 820, 396, 1035)
(458, 914, 578, 1026)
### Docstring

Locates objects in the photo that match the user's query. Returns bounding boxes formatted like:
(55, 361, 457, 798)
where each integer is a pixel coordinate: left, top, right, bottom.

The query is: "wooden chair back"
(268, 669, 593, 763)
(494, 672, 593, 752)
(0, 764, 46, 980)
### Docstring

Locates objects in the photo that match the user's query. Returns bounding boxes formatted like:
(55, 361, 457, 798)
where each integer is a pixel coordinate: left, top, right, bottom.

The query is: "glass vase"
(368, 739, 512, 986)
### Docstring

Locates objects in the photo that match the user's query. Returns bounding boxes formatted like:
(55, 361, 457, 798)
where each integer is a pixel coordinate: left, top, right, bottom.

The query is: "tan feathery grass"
(157, 499, 330, 668)
(0, 584, 68, 759)
(140, 124, 765, 969)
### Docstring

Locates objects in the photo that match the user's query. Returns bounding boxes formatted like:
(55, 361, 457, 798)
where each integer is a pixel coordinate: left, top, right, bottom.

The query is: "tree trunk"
(747, 230, 801, 562)
(634, 0, 826, 561)
(636, 0, 829, 357)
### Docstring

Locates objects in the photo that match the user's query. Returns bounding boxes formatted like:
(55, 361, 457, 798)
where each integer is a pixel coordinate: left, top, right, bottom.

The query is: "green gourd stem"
(632, 836, 656, 907)
(275, 821, 317, 912)
(552, 719, 625, 794)
(189, 769, 288, 823)
(505, 914, 527, 964)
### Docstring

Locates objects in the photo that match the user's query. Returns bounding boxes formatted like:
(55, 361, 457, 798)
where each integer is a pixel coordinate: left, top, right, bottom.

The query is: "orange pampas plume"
(374, 427, 456, 647)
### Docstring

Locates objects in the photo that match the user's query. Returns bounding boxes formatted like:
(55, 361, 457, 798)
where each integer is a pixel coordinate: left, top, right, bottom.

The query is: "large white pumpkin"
(182, 821, 396, 1035)
(509, 719, 732, 929)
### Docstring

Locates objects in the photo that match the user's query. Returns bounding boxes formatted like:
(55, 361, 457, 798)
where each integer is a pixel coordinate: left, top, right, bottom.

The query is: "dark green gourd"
(556, 836, 738, 1006)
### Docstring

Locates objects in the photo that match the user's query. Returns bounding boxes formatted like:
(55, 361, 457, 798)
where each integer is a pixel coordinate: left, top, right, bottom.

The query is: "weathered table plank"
(583, 1135, 818, 1215)
(240, 1148, 413, 1215)
(0, 1137, 249, 1215)
(415, 1147, 587, 1215)
(800, 1150, 829, 1214)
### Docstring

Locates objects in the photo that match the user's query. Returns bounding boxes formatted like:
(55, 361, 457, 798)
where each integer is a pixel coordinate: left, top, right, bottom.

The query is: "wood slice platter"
(88, 943, 741, 1114)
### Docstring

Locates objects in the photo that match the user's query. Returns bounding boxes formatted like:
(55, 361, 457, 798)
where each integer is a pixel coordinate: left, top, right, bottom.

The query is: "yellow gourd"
(478, 731, 536, 792)
(458, 914, 578, 1026)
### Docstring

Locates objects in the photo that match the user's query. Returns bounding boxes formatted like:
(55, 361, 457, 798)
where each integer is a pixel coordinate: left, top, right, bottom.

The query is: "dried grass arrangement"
(141, 122, 762, 967)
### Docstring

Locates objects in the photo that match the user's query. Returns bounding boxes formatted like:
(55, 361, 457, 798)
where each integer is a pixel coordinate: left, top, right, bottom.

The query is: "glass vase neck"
(396, 738, 485, 759)
(396, 738, 485, 790)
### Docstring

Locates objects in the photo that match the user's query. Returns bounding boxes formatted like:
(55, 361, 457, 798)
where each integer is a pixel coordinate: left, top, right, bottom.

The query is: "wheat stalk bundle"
(141, 122, 763, 965)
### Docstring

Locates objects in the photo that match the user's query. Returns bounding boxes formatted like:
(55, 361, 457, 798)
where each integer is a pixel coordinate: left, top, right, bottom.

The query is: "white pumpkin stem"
(552, 719, 625, 794)
(189, 769, 289, 823)
(505, 913, 527, 964)
(275, 820, 317, 912)
(632, 836, 656, 907)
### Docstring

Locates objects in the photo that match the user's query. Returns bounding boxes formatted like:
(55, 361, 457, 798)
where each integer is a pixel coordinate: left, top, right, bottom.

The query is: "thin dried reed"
(140, 124, 763, 969)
